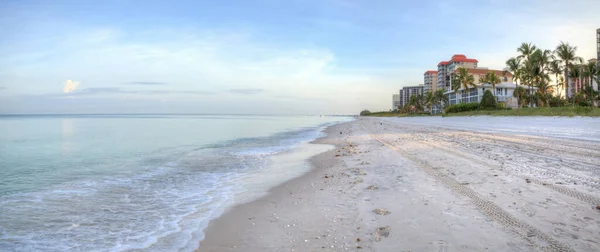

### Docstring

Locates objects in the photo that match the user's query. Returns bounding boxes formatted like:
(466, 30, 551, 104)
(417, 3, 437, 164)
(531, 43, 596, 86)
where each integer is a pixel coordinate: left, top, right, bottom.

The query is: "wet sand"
(198, 117, 600, 252)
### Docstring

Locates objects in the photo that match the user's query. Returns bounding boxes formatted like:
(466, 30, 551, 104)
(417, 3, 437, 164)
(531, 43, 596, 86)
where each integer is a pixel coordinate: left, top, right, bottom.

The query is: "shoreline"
(196, 121, 354, 251)
(197, 117, 600, 252)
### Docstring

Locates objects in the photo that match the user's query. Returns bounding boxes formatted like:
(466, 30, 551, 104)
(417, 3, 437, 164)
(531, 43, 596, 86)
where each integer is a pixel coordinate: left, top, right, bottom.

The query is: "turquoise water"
(0, 115, 350, 251)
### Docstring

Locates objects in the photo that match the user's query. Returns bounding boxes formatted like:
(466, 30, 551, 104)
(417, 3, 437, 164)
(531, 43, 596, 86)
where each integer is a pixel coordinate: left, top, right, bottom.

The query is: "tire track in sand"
(363, 125, 574, 252)
(413, 139, 600, 206)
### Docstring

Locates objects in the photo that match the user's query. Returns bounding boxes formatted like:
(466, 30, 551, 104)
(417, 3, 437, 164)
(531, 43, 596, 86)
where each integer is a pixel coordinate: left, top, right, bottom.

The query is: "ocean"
(0, 114, 351, 252)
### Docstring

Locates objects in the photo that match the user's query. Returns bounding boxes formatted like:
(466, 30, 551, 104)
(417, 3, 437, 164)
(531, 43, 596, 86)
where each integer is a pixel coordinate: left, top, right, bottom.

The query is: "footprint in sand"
(375, 226, 391, 242)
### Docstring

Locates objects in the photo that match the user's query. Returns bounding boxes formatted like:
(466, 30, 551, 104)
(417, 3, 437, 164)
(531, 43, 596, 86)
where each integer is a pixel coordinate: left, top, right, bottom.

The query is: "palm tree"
(536, 78, 553, 107)
(505, 57, 522, 107)
(434, 88, 449, 110)
(517, 42, 537, 62)
(583, 62, 598, 106)
(424, 90, 434, 112)
(455, 67, 476, 103)
(555, 42, 583, 99)
(517, 44, 540, 107)
(521, 58, 537, 107)
(568, 65, 582, 106)
(549, 60, 563, 97)
(480, 72, 502, 108)
(513, 86, 528, 107)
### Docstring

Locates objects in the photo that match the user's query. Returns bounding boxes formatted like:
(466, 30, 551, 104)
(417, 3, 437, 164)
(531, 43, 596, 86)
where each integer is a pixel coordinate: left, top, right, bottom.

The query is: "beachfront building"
(445, 68, 520, 107)
(392, 94, 400, 110)
(399, 85, 424, 107)
(597, 28, 599, 60)
(423, 71, 438, 92)
(437, 54, 479, 90)
(566, 59, 599, 102)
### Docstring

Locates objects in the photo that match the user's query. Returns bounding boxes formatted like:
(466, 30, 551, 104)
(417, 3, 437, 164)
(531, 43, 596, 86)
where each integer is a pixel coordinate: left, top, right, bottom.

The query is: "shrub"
(360, 110, 371, 116)
(578, 100, 592, 107)
(497, 102, 507, 110)
(480, 90, 497, 110)
(574, 106, 593, 113)
(444, 102, 480, 113)
(549, 97, 566, 107)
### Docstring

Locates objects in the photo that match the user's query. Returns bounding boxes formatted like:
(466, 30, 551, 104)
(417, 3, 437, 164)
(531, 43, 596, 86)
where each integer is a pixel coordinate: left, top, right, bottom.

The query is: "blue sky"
(1, 0, 599, 114)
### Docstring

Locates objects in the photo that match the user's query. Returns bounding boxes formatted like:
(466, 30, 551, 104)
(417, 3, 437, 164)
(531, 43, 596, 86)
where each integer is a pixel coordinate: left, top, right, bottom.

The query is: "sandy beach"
(198, 117, 600, 252)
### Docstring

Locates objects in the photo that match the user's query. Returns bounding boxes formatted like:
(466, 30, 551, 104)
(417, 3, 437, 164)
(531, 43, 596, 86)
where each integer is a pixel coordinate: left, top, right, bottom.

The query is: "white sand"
(198, 117, 600, 252)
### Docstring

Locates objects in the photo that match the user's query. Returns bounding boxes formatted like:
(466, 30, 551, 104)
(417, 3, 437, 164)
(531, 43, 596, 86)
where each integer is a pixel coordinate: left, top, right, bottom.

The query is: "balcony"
(496, 96, 511, 102)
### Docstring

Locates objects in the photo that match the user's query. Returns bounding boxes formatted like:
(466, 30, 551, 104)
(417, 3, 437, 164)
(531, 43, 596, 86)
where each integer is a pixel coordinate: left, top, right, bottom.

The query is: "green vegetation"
(443, 107, 600, 117)
(444, 103, 481, 113)
(359, 110, 372, 116)
(505, 41, 598, 108)
(479, 90, 497, 109)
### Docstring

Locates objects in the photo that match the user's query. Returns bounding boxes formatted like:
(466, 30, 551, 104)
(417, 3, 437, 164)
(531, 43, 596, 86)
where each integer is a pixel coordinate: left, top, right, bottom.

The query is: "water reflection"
(61, 119, 75, 156)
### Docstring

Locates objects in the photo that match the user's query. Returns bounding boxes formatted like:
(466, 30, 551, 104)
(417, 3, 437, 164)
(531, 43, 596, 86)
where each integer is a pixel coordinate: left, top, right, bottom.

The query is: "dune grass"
(443, 107, 600, 117)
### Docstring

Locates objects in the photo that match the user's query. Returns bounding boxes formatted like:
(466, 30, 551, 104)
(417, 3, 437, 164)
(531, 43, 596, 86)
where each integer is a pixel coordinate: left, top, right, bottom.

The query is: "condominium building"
(597, 28, 599, 60)
(423, 71, 438, 92)
(398, 85, 424, 107)
(436, 54, 479, 90)
(445, 68, 516, 107)
(392, 94, 400, 110)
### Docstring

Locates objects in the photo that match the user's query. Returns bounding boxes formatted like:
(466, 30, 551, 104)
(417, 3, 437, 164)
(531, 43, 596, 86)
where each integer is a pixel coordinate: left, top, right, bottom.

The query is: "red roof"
(450, 54, 478, 63)
(424, 70, 438, 74)
(453, 58, 479, 63)
(451, 54, 467, 60)
(437, 61, 449, 66)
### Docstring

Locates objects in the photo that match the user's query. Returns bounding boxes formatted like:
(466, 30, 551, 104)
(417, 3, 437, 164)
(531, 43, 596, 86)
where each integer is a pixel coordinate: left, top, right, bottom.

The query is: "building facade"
(447, 83, 521, 107)
(423, 71, 438, 92)
(392, 94, 400, 110)
(445, 68, 516, 107)
(436, 54, 479, 90)
(399, 85, 424, 107)
(597, 28, 599, 61)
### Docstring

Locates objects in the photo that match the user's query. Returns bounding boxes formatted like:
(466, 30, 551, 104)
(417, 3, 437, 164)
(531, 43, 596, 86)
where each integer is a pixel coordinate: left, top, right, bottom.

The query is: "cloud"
(126, 81, 167, 85)
(0, 86, 5, 90)
(228, 88, 264, 94)
(63, 80, 80, 93)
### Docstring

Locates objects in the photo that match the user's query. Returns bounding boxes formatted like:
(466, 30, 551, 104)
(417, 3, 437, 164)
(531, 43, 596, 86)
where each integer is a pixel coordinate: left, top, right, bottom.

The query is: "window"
(470, 88, 477, 96)
(504, 88, 507, 96)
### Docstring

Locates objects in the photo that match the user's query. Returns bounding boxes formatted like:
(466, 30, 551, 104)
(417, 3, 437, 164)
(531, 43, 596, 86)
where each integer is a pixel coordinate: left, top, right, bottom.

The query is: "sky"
(0, 0, 599, 114)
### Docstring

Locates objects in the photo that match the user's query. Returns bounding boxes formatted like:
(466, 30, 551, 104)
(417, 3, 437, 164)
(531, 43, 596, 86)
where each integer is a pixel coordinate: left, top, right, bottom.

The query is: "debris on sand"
(595, 205, 600, 210)
(356, 238, 361, 242)
(367, 185, 378, 190)
(375, 226, 391, 241)
(525, 178, 531, 183)
(352, 178, 364, 184)
(372, 208, 391, 215)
